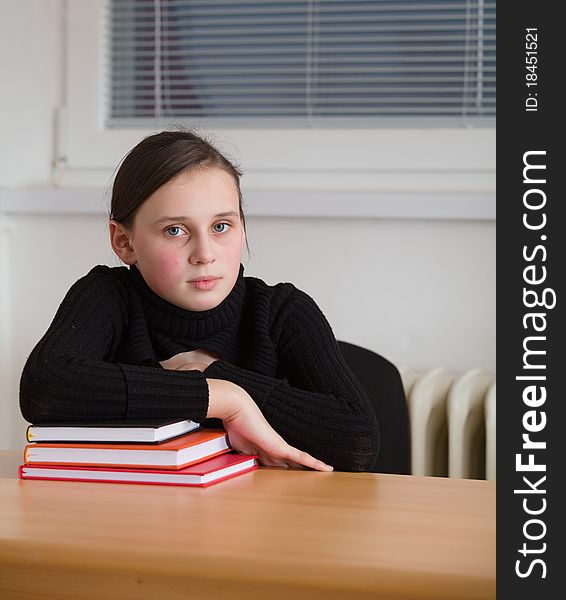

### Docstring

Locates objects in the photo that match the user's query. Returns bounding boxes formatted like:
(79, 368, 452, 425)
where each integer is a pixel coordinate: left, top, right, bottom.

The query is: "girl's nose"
(188, 234, 215, 265)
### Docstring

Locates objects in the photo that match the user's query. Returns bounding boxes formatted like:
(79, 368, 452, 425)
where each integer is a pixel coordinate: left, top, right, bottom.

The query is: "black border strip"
(498, 3, 564, 596)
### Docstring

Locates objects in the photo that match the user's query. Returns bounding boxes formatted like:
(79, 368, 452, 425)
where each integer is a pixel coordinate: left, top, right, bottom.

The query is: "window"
(59, 0, 495, 219)
(108, 0, 495, 127)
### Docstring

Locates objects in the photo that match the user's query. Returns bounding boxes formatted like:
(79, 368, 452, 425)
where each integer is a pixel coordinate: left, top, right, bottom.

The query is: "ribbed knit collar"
(129, 264, 246, 343)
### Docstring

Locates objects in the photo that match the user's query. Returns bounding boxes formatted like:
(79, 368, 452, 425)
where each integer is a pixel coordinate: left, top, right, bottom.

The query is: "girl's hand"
(207, 379, 333, 472)
(160, 349, 219, 372)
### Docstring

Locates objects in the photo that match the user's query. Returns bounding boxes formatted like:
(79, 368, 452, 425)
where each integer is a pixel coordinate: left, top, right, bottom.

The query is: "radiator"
(399, 367, 496, 480)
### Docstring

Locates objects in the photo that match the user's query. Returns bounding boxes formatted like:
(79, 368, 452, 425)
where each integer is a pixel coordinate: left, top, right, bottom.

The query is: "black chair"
(337, 340, 410, 475)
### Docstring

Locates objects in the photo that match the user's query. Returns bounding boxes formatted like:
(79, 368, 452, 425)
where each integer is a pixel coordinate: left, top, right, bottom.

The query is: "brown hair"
(110, 130, 246, 233)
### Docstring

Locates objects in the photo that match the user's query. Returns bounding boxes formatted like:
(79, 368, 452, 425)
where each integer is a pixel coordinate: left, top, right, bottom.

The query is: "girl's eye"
(165, 226, 184, 237)
(213, 222, 230, 233)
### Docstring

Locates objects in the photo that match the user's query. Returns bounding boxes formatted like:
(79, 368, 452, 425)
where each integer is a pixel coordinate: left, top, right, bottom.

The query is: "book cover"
(26, 418, 200, 444)
(18, 453, 259, 487)
(24, 429, 231, 470)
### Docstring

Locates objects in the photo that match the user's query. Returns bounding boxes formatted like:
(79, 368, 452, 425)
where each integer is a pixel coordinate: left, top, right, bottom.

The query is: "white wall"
(0, 1, 495, 452)
(0, 0, 61, 186)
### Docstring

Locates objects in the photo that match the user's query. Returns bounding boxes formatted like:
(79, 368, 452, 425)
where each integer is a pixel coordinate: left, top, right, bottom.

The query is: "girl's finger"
(288, 448, 333, 472)
(257, 453, 290, 468)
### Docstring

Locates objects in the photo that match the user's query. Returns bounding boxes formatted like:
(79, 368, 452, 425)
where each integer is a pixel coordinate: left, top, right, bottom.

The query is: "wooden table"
(0, 450, 495, 599)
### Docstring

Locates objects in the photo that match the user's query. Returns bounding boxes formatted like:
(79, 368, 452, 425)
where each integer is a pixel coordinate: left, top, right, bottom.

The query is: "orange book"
(24, 428, 231, 470)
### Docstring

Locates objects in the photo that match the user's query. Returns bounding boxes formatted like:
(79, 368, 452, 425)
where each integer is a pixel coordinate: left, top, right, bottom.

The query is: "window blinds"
(106, 0, 495, 127)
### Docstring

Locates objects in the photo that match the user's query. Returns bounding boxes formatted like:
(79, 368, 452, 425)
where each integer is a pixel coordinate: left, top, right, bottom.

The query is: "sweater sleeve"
(203, 288, 379, 471)
(19, 271, 209, 424)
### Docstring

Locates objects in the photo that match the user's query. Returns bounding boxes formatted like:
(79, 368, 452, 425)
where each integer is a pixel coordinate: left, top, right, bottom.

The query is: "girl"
(19, 130, 379, 472)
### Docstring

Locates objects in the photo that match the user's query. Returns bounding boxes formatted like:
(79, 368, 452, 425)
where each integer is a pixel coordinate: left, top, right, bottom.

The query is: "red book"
(19, 453, 259, 487)
(23, 429, 231, 470)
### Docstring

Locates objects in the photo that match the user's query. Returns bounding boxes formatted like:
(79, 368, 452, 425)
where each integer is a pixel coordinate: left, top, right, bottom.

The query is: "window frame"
(57, 0, 495, 220)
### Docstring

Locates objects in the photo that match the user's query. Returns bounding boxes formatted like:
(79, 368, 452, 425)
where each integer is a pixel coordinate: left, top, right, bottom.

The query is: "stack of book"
(18, 419, 258, 487)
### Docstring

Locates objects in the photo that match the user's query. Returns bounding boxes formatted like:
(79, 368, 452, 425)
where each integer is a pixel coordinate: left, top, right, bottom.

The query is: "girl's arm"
(202, 289, 380, 472)
(159, 352, 331, 470)
(19, 271, 209, 424)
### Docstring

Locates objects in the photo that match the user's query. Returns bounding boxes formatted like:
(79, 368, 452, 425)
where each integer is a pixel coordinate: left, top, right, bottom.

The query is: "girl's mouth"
(189, 277, 220, 290)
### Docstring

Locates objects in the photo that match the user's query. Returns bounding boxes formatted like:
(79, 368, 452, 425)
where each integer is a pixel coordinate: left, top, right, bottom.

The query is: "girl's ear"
(109, 220, 136, 265)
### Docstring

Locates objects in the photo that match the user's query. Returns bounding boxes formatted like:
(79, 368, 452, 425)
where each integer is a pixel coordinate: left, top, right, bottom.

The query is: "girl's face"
(110, 167, 246, 312)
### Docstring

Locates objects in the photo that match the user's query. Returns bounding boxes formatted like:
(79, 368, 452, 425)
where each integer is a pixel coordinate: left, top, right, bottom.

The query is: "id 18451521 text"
(525, 28, 538, 112)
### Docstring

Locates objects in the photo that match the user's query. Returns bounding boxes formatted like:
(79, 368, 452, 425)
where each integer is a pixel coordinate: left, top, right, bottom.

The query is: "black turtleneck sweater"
(19, 264, 379, 471)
